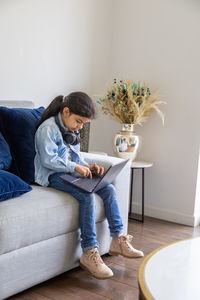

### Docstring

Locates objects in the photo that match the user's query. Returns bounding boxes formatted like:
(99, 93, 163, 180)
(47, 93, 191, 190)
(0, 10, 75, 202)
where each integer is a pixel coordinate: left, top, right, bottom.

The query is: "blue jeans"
(48, 172, 123, 252)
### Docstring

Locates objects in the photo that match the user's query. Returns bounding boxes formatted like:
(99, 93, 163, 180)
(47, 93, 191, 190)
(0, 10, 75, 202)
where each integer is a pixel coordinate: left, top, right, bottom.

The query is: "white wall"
(90, 0, 200, 226)
(0, 0, 113, 107)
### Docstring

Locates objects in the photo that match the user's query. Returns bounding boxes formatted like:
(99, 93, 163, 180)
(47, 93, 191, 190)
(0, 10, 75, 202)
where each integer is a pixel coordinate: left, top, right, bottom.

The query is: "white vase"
(113, 124, 141, 161)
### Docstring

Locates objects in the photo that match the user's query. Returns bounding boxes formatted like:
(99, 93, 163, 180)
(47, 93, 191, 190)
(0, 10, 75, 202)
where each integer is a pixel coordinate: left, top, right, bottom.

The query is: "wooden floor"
(8, 217, 200, 300)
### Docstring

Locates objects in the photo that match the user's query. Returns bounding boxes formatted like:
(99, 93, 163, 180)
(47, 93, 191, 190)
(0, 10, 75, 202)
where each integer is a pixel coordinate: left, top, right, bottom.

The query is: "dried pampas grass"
(97, 79, 165, 125)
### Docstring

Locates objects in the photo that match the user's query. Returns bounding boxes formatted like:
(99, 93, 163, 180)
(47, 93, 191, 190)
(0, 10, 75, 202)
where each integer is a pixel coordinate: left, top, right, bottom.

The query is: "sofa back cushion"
(0, 132, 12, 170)
(0, 106, 44, 183)
(0, 170, 32, 201)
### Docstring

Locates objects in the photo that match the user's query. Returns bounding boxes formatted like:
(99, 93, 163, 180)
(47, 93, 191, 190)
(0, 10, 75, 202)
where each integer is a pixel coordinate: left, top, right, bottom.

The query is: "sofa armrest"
(81, 152, 131, 234)
(81, 152, 126, 170)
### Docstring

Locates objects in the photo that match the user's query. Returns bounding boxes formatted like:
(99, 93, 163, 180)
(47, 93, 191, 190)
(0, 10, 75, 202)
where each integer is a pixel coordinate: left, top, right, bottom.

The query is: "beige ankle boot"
(80, 248, 113, 279)
(109, 234, 144, 258)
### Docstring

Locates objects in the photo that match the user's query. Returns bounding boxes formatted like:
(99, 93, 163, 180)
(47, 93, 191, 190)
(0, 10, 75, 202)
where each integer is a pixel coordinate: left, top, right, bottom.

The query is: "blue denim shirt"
(34, 113, 87, 186)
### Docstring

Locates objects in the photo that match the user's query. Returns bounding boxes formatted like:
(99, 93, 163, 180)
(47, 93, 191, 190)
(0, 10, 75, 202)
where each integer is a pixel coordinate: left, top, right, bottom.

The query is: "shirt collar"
(58, 112, 68, 132)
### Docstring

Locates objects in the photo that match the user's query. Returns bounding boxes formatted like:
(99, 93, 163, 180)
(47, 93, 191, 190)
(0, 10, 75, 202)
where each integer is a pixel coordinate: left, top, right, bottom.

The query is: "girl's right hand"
(74, 164, 92, 179)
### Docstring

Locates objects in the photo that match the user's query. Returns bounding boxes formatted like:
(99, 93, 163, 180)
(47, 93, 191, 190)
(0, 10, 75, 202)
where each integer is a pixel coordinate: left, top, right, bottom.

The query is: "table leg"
(129, 168, 145, 223)
(129, 168, 134, 214)
(142, 168, 144, 223)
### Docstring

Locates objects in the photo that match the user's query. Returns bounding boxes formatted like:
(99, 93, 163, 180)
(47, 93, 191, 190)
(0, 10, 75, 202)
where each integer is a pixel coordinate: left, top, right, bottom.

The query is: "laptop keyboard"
(75, 176, 101, 191)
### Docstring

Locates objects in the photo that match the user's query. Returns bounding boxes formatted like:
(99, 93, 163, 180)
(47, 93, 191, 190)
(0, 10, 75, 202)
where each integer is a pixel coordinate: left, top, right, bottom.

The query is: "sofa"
(0, 101, 131, 299)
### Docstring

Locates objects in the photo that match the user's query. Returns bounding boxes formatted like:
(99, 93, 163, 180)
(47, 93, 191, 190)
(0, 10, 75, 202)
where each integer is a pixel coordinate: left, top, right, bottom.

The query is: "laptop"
(60, 159, 129, 193)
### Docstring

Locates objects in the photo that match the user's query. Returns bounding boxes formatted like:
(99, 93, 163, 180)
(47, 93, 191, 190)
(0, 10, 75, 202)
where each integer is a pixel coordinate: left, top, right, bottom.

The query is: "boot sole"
(80, 262, 113, 280)
(109, 250, 143, 258)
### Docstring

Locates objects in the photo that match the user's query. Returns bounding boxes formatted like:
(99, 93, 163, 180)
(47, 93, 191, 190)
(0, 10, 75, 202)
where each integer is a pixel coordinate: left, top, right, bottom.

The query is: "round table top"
(131, 161, 153, 168)
(138, 237, 200, 300)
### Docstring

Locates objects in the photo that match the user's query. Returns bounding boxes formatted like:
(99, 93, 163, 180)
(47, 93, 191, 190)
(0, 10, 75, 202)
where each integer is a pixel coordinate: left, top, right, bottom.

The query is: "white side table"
(129, 161, 153, 223)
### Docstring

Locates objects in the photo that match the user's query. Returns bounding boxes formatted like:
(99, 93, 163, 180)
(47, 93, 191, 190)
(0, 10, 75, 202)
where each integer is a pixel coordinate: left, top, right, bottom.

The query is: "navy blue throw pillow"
(0, 106, 44, 183)
(0, 170, 32, 201)
(0, 132, 12, 170)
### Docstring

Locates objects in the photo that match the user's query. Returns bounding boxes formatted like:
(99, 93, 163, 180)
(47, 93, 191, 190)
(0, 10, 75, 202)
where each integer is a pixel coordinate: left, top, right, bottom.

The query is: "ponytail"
(36, 95, 63, 129)
(36, 92, 96, 129)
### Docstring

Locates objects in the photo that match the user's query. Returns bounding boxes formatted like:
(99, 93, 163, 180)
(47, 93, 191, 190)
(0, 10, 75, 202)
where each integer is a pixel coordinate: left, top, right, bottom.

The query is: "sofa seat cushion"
(0, 185, 106, 255)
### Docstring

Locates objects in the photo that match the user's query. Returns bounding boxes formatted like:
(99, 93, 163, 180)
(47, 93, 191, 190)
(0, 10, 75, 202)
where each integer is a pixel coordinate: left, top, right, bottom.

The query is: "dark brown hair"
(37, 91, 96, 128)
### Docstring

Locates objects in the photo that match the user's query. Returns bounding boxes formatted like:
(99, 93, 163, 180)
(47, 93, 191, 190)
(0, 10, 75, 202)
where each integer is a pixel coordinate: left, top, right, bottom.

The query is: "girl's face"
(61, 107, 91, 132)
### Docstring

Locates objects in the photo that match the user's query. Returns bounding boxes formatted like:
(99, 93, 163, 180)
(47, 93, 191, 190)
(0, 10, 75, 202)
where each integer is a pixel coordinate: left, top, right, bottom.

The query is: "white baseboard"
(193, 214, 200, 227)
(131, 202, 199, 227)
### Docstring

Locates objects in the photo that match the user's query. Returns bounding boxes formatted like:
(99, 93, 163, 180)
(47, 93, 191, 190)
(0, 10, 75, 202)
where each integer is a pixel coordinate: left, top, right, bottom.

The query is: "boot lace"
(120, 234, 134, 249)
(88, 248, 103, 266)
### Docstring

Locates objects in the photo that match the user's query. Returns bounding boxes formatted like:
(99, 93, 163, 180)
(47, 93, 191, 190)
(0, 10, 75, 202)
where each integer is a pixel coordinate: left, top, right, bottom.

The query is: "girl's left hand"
(85, 163, 104, 176)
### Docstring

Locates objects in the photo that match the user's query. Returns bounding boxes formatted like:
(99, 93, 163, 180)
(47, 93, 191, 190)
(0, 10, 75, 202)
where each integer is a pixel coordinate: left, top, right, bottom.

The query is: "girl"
(34, 92, 143, 280)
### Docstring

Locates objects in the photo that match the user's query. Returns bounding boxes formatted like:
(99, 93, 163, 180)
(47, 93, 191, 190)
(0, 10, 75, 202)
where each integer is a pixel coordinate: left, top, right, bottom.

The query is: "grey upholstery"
(80, 122, 90, 152)
(0, 186, 107, 255)
(0, 100, 34, 108)
(0, 101, 131, 299)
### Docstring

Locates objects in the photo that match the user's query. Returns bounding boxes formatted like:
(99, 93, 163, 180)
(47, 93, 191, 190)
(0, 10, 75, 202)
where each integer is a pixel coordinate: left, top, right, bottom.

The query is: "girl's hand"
(87, 163, 104, 176)
(75, 164, 92, 179)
